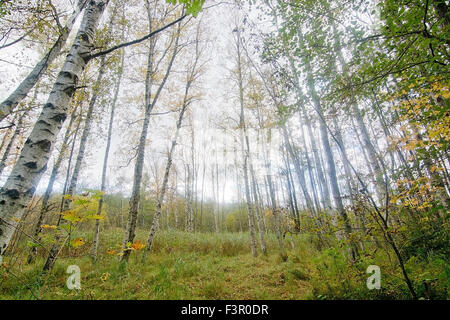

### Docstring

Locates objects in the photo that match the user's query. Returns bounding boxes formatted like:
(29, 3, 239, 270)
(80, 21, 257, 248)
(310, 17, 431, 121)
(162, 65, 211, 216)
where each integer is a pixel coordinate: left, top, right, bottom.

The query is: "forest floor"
(2, 228, 446, 300)
(0, 230, 317, 300)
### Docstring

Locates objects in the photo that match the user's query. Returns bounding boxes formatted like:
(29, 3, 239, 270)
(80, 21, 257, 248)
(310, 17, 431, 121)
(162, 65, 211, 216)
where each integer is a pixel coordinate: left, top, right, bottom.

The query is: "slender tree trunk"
(0, 114, 19, 154)
(147, 81, 193, 251)
(285, 48, 330, 210)
(41, 106, 82, 272)
(281, 124, 315, 215)
(199, 156, 206, 230)
(249, 160, 267, 254)
(92, 44, 125, 261)
(122, 13, 181, 261)
(211, 161, 219, 232)
(0, 112, 25, 176)
(299, 118, 321, 212)
(298, 26, 358, 259)
(235, 27, 258, 257)
(331, 19, 387, 207)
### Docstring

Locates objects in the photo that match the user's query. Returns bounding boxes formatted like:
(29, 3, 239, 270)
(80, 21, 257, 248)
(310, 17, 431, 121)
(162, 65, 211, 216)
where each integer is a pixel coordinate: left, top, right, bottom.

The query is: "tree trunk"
(121, 13, 181, 262)
(92, 42, 125, 261)
(235, 27, 258, 257)
(0, 0, 88, 121)
(0, 112, 25, 176)
(249, 160, 267, 254)
(26, 107, 77, 264)
(299, 27, 358, 259)
(147, 82, 192, 251)
(0, 0, 108, 260)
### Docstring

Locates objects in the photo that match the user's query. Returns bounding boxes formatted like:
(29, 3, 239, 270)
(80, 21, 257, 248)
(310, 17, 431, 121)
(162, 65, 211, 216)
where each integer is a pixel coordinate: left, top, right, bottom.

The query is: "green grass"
(1, 228, 448, 300)
(0, 229, 314, 300)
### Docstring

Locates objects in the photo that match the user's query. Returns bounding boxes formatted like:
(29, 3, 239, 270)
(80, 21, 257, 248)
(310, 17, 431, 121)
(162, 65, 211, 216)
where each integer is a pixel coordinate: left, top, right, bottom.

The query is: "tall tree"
(121, 5, 182, 262)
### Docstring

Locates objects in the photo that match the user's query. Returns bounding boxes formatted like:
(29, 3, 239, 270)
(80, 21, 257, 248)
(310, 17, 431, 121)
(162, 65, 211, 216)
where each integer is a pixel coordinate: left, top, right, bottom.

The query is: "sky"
(0, 0, 261, 204)
(0, 0, 383, 208)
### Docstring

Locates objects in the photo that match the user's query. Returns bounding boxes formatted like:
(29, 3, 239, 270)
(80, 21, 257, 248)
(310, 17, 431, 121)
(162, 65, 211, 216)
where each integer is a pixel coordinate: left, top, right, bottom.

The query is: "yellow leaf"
(100, 272, 110, 282)
(41, 224, 57, 230)
(130, 240, 146, 251)
(71, 237, 85, 248)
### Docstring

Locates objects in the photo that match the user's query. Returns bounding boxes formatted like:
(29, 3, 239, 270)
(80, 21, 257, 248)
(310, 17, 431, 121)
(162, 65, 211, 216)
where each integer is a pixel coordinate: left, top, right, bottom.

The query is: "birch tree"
(0, 0, 89, 121)
(121, 5, 183, 262)
(0, 0, 109, 260)
(147, 20, 204, 250)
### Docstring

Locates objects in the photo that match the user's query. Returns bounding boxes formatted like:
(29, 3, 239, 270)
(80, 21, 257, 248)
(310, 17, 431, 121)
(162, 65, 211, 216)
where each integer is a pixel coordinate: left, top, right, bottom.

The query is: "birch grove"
(0, 0, 448, 301)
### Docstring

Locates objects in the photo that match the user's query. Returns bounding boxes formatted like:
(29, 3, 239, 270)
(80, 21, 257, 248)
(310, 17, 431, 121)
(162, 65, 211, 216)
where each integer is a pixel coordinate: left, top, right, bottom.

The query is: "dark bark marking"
(24, 162, 38, 169)
(50, 113, 67, 123)
(80, 33, 89, 42)
(63, 86, 76, 97)
(37, 120, 52, 127)
(44, 103, 55, 110)
(34, 139, 52, 152)
(60, 71, 73, 80)
(4, 189, 20, 200)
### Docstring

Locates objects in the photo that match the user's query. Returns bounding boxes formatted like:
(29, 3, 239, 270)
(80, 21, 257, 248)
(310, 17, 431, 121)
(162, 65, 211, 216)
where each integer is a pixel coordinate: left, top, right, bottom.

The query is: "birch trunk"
(0, 0, 88, 121)
(284, 149, 301, 226)
(27, 108, 77, 264)
(281, 124, 315, 215)
(352, 104, 386, 204)
(212, 159, 219, 232)
(0, 0, 108, 260)
(297, 27, 358, 259)
(330, 19, 387, 206)
(42, 3, 123, 271)
(121, 12, 181, 262)
(259, 126, 284, 253)
(0, 118, 16, 155)
(42, 106, 81, 272)
(92, 45, 125, 261)
(147, 24, 201, 246)
(235, 27, 258, 257)
(147, 80, 193, 251)
(0, 112, 25, 176)
(285, 50, 331, 210)
(299, 120, 321, 212)
(249, 160, 267, 254)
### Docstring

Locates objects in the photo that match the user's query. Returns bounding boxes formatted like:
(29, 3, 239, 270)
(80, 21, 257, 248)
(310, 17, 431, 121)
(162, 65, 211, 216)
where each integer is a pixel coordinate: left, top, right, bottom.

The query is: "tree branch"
(86, 14, 187, 61)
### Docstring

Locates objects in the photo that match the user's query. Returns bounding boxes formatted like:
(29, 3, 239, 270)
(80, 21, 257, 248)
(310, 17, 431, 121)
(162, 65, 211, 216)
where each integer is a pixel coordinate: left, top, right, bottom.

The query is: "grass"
(0, 229, 314, 300)
(1, 228, 447, 300)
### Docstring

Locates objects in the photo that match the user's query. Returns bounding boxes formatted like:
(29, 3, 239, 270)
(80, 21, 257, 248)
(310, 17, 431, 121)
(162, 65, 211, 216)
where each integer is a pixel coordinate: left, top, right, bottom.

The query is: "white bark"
(147, 78, 193, 251)
(0, 0, 108, 260)
(27, 108, 77, 264)
(235, 27, 258, 257)
(121, 12, 181, 262)
(0, 0, 89, 121)
(0, 112, 25, 176)
(92, 46, 125, 260)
